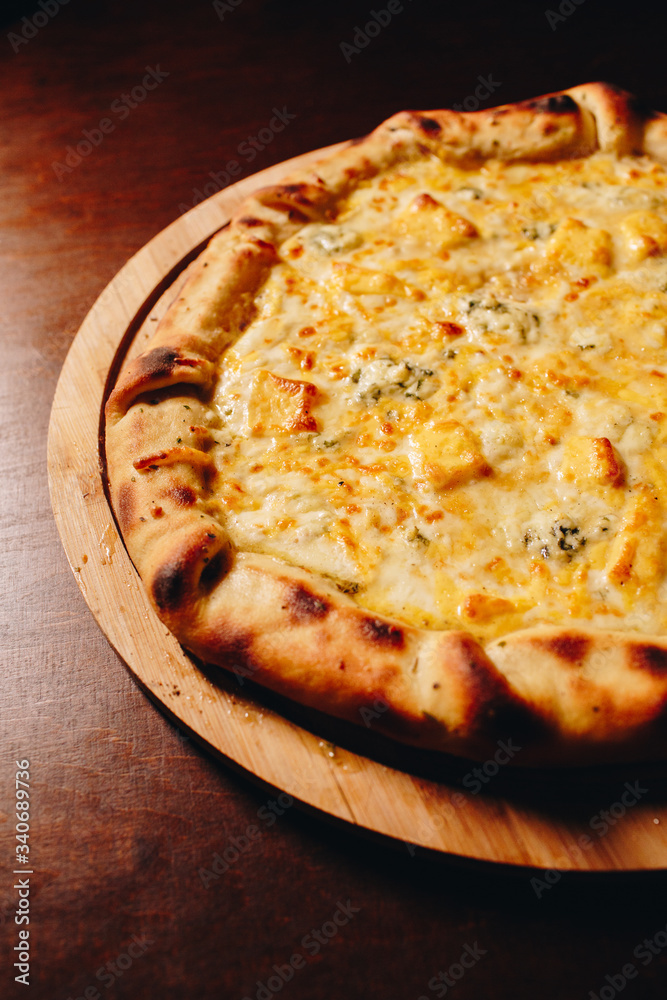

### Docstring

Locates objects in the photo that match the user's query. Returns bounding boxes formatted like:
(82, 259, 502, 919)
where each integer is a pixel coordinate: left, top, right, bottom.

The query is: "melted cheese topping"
(212, 152, 667, 640)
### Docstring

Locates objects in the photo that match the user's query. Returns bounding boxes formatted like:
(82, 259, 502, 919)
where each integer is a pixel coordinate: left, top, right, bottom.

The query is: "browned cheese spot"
(438, 321, 465, 337)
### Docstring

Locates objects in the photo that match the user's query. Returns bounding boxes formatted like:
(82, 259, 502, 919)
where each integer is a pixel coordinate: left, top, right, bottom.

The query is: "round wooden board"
(48, 144, 667, 872)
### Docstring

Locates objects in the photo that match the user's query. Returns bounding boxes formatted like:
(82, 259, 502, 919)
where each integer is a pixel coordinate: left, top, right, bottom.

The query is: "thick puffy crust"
(105, 84, 667, 765)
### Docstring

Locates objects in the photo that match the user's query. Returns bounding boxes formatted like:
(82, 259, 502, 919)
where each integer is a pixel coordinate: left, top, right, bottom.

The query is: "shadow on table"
(190, 656, 667, 828)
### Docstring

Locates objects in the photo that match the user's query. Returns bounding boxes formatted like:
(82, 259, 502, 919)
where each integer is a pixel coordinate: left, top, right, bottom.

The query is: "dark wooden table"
(3, 1, 667, 997)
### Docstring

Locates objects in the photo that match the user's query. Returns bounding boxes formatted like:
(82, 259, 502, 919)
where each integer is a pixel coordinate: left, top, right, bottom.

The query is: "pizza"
(105, 83, 667, 765)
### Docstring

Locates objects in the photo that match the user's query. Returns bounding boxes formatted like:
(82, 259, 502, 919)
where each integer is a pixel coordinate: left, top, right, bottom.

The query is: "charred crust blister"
(359, 617, 405, 648)
(458, 634, 494, 678)
(203, 626, 263, 680)
(482, 699, 549, 746)
(287, 209, 311, 224)
(167, 484, 197, 507)
(281, 183, 310, 198)
(238, 216, 267, 228)
(527, 94, 579, 114)
(137, 346, 180, 380)
(629, 644, 667, 676)
(417, 116, 442, 134)
(458, 638, 549, 742)
(268, 184, 316, 210)
(537, 633, 591, 665)
(285, 584, 330, 622)
(151, 527, 226, 608)
(459, 638, 515, 707)
(152, 560, 187, 610)
(199, 548, 228, 592)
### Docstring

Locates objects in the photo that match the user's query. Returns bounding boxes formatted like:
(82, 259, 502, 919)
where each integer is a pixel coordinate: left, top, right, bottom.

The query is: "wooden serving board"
(48, 144, 667, 872)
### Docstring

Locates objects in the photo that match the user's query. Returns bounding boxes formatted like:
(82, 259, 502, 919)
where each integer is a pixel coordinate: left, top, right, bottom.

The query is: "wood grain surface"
(3, 1, 667, 998)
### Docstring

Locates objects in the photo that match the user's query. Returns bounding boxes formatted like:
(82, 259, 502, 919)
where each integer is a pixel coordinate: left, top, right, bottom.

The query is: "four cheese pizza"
(105, 84, 667, 764)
